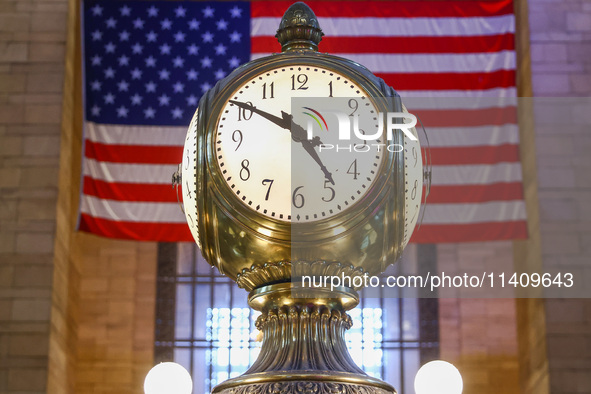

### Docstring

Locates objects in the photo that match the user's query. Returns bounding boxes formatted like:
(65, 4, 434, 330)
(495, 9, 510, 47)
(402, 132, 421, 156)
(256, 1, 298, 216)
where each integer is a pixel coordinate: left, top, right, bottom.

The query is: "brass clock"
(181, 50, 422, 279)
(178, 3, 426, 394)
(179, 0, 427, 280)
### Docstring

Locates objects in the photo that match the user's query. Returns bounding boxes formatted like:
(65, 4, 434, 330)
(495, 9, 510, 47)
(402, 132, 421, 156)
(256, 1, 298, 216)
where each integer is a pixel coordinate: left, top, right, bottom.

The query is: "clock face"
(402, 104, 423, 247)
(182, 108, 201, 247)
(214, 64, 387, 223)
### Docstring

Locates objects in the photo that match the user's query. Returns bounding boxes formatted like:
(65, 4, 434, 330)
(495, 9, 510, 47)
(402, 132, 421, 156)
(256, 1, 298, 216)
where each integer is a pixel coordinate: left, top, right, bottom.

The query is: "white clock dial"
(215, 65, 385, 223)
(402, 104, 422, 247)
(182, 109, 201, 248)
